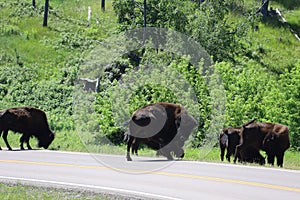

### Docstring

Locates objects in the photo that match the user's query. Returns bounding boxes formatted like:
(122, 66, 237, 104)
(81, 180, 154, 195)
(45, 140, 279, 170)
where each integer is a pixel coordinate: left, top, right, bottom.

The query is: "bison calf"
(0, 106, 55, 150)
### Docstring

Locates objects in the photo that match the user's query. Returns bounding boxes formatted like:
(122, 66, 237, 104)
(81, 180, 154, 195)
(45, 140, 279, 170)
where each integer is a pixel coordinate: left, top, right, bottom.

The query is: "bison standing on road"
(234, 120, 290, 167)
(125, 102, 197, 161)
(219, 127, 240, 162)
(0, 106, 55, 150)
(219, 127, 265, 165)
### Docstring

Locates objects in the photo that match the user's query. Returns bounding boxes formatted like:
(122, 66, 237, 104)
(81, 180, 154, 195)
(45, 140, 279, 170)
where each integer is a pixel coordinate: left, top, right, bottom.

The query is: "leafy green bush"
(0, 0, 299, 152)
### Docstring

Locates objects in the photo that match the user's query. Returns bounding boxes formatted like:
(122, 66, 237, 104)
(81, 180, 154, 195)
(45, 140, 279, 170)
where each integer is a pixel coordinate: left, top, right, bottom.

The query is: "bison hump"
(132, 115, 151, 127)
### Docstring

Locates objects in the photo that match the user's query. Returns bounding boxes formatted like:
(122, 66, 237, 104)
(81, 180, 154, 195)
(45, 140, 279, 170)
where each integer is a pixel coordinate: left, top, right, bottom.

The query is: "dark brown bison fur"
(234, 120, 290, 167)
(125, 134, 185, 159)
(219, 127, 265, 165)
(0, 106, 55, 150)
(219, 127, 240, 162)
(126, 102, 197, 161)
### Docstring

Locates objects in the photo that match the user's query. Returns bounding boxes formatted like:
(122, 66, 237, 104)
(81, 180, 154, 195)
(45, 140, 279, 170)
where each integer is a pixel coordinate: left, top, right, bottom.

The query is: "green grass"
(285, 9, 300, 35)
(0, 182, 112, 200)
(0, 0, 118, 78)
(184, 147, 300, 170)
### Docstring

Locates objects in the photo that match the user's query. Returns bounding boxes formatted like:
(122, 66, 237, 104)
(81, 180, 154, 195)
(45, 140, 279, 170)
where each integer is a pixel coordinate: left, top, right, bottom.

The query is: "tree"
(43, 0, 49, 27)
(257, 0, 270, 17)
(101, 0, 105, 11)
(32, 0, 36, 8)
(113, 0, 188, 32)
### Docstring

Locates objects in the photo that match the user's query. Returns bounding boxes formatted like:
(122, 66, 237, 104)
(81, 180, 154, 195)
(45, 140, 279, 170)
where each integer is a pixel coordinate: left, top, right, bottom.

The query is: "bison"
(219, 127, 265, 165)
(125, 102, 197, 161)
(219, 127, 240, 162)
(234, 120, 290, 167)
(0, 106, 55, 150)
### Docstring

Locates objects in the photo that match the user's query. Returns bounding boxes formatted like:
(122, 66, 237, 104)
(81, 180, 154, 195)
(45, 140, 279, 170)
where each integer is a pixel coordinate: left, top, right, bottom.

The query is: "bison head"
(176, 108, 197, 137)
(38, 131, 55, 149)
(166, 107, 197, 158)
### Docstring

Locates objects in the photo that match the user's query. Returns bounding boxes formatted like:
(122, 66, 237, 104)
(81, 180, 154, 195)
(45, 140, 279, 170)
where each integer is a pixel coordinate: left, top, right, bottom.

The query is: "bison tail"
(123, 131, 131, 142)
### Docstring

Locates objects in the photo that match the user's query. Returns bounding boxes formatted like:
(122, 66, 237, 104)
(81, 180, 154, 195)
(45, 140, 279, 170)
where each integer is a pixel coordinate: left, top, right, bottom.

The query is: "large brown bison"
(0, 106, 55, 150)
(219, 127, 265, 165)
(125, 102, 197, 161)
(234, 120, 290, 167)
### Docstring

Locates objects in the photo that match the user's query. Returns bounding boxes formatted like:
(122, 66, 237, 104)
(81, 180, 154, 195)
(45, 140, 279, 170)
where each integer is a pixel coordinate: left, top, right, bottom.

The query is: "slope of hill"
(0, 0, 299, 156)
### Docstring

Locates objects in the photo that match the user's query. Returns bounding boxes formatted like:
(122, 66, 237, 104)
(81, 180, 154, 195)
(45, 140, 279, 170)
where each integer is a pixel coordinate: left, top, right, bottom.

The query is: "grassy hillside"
(0, 0, 299, 169)
(0, 0, 118, 151)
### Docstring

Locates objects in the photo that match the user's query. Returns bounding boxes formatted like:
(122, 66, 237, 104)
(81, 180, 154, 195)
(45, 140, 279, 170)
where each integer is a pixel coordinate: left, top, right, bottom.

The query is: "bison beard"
(0, 106, 55, 150)
(126, 102, 197, 161)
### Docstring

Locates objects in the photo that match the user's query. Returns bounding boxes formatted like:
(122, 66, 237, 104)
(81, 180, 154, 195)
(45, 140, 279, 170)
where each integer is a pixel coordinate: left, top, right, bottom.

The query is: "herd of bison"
(0, 103, 290, 167)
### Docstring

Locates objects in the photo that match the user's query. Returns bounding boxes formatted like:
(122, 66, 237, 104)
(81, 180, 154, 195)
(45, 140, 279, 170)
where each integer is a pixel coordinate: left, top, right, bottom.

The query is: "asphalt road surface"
(0, 150, 299, 200)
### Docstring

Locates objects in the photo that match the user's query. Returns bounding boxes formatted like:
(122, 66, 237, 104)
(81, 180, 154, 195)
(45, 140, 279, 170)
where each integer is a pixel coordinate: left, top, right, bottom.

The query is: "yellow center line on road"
(155, 171, 300, 193)
(1, 159, 300, 193)
(0, 159, 108, 170)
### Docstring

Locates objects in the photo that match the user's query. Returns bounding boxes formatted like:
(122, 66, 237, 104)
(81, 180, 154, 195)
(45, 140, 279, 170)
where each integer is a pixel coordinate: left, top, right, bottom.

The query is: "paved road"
(0, 150, 299, 199)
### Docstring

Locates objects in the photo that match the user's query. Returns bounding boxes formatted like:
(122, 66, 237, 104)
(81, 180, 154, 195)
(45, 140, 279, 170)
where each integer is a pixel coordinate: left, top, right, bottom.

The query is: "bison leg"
(20, 134, 32, 150)
(0, 131, 2, 150)
(156, 150, 162, 157)
(20, 134, 26, 150)
(162, 149, 173, 160)
(126, 135, 134, 161)
(276, 151, 284, 167)
(220, 146, 225, 161)
(258, 153, 266, 165)
(266, 152, 275, 166)
(157, 148, 173, 160)
(174, 148, 184, 159)
(233, 145, 241, 164)
(166, 152, 173, 160)
(226, 147, 235, 162)
(2, 130, 12, 150)
(252, 152, 265, 165)
(131, 138, 139, 156)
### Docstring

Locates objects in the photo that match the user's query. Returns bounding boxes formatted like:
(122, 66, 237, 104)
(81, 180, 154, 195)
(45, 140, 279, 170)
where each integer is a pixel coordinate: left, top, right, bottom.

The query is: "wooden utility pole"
(143, 0, 147, 28)
(101, 0, 105, 11)
(261, 0, 269, 16)
(43, 0, 49, 27)
(256, 0, 270, 17)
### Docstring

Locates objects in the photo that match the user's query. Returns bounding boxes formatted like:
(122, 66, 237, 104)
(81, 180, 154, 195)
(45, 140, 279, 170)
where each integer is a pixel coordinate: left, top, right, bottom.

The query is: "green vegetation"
(0, 182, 122, 200)
(0, 0, 299, 170)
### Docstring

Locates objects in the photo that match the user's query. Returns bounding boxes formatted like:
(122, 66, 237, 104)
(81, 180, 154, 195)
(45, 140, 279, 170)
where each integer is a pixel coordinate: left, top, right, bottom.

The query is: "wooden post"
(143, 0, 147, 28)
(101, 0, 105, 11)
(87, 6, 92, 27)
(261, 0, 269, 17)
(43, 0, 49, 27)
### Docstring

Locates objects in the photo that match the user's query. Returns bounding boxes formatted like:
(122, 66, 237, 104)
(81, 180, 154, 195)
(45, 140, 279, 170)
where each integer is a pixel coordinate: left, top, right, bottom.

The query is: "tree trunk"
(43, 0, 49, 27)
(261, 0, 269, 17)
(32, 0, 36, 8)
(101, 0, 105, 11)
